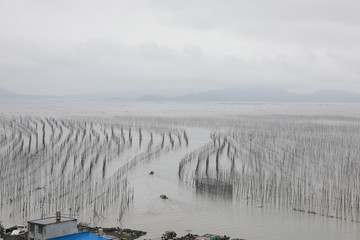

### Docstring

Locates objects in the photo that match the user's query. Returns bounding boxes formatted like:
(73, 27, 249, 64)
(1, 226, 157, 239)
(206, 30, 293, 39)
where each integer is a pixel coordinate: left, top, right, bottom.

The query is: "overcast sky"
(0, 0, 359, 96)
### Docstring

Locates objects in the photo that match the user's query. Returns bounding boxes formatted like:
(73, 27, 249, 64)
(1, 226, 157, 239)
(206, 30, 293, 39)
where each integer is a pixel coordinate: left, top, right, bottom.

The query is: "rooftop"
(48, 232, 111, 240)
(28, 216, 76, 225)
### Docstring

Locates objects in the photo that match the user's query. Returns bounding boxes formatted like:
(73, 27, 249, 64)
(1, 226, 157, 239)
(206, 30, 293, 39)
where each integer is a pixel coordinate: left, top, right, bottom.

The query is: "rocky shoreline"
(1, 224, 245, 240)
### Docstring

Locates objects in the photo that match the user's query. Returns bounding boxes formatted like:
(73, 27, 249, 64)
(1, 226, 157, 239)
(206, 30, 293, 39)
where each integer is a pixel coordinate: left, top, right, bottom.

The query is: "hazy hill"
(1, 87, 360, 103)
(303, 90, 360, 103)
(171, 88, 295, 102)
(0, 87, 19, 99)
(169, 88, 360, 103)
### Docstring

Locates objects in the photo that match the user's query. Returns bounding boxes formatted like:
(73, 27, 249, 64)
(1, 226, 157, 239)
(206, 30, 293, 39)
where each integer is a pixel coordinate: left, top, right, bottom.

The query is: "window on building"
(38, 225, 43, 234)
(29, 223, 34, 232)
(30, 238, 34, 240)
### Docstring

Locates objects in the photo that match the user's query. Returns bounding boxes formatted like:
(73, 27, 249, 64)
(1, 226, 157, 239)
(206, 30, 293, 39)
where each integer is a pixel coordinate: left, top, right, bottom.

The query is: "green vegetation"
(0, 221, 4, 235)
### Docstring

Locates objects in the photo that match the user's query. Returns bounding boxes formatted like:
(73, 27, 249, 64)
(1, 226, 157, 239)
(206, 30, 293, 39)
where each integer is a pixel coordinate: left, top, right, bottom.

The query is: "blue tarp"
(47, 232, 111, 240)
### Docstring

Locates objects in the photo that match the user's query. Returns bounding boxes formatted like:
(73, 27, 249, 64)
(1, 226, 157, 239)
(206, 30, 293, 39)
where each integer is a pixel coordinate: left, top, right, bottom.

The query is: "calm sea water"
(1, 100, 359, 240)
(118, 127, 359, 240)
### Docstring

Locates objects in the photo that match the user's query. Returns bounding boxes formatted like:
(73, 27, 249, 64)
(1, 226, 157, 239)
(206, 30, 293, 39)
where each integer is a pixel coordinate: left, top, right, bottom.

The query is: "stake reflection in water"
(0, 115, 188, 224)
(179, 116, 360, 222)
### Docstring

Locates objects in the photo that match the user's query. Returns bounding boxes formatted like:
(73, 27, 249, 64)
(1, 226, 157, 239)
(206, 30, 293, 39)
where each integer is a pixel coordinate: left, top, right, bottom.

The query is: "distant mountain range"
(169, 88, 360, 103)
(0, 87, 20, 99)
(1, 87, 360, 103)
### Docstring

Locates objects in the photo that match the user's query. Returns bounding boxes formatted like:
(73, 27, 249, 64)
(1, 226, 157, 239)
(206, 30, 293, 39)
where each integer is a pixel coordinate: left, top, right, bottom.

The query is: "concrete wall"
(28, 223, 44, 240)
(28, 220, 78, 240)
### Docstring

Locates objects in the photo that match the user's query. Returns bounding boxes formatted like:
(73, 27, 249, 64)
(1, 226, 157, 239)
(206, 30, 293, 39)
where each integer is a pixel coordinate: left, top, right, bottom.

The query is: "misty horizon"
(2, 86, 360, 103)
(2, 85, 360, 96)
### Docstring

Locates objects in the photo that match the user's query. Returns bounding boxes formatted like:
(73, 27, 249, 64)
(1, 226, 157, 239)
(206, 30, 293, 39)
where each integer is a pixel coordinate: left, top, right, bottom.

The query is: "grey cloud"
(153, 0, 360, 47)
(0, 0, 359, 95)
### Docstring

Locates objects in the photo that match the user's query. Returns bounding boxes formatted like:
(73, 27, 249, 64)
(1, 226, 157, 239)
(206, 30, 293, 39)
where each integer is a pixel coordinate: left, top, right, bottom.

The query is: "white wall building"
(27, 212, 77, 240)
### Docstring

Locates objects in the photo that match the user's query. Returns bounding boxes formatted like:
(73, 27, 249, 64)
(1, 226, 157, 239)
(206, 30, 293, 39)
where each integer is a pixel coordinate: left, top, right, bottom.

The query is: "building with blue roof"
(28, 212, 78, 240)
(47, 232, 111, 240)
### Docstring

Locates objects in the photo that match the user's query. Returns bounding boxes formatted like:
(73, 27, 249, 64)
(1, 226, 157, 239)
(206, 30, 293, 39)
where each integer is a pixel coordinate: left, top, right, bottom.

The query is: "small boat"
(160, 195, 168, 199)
(149, 171, 154, 175)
